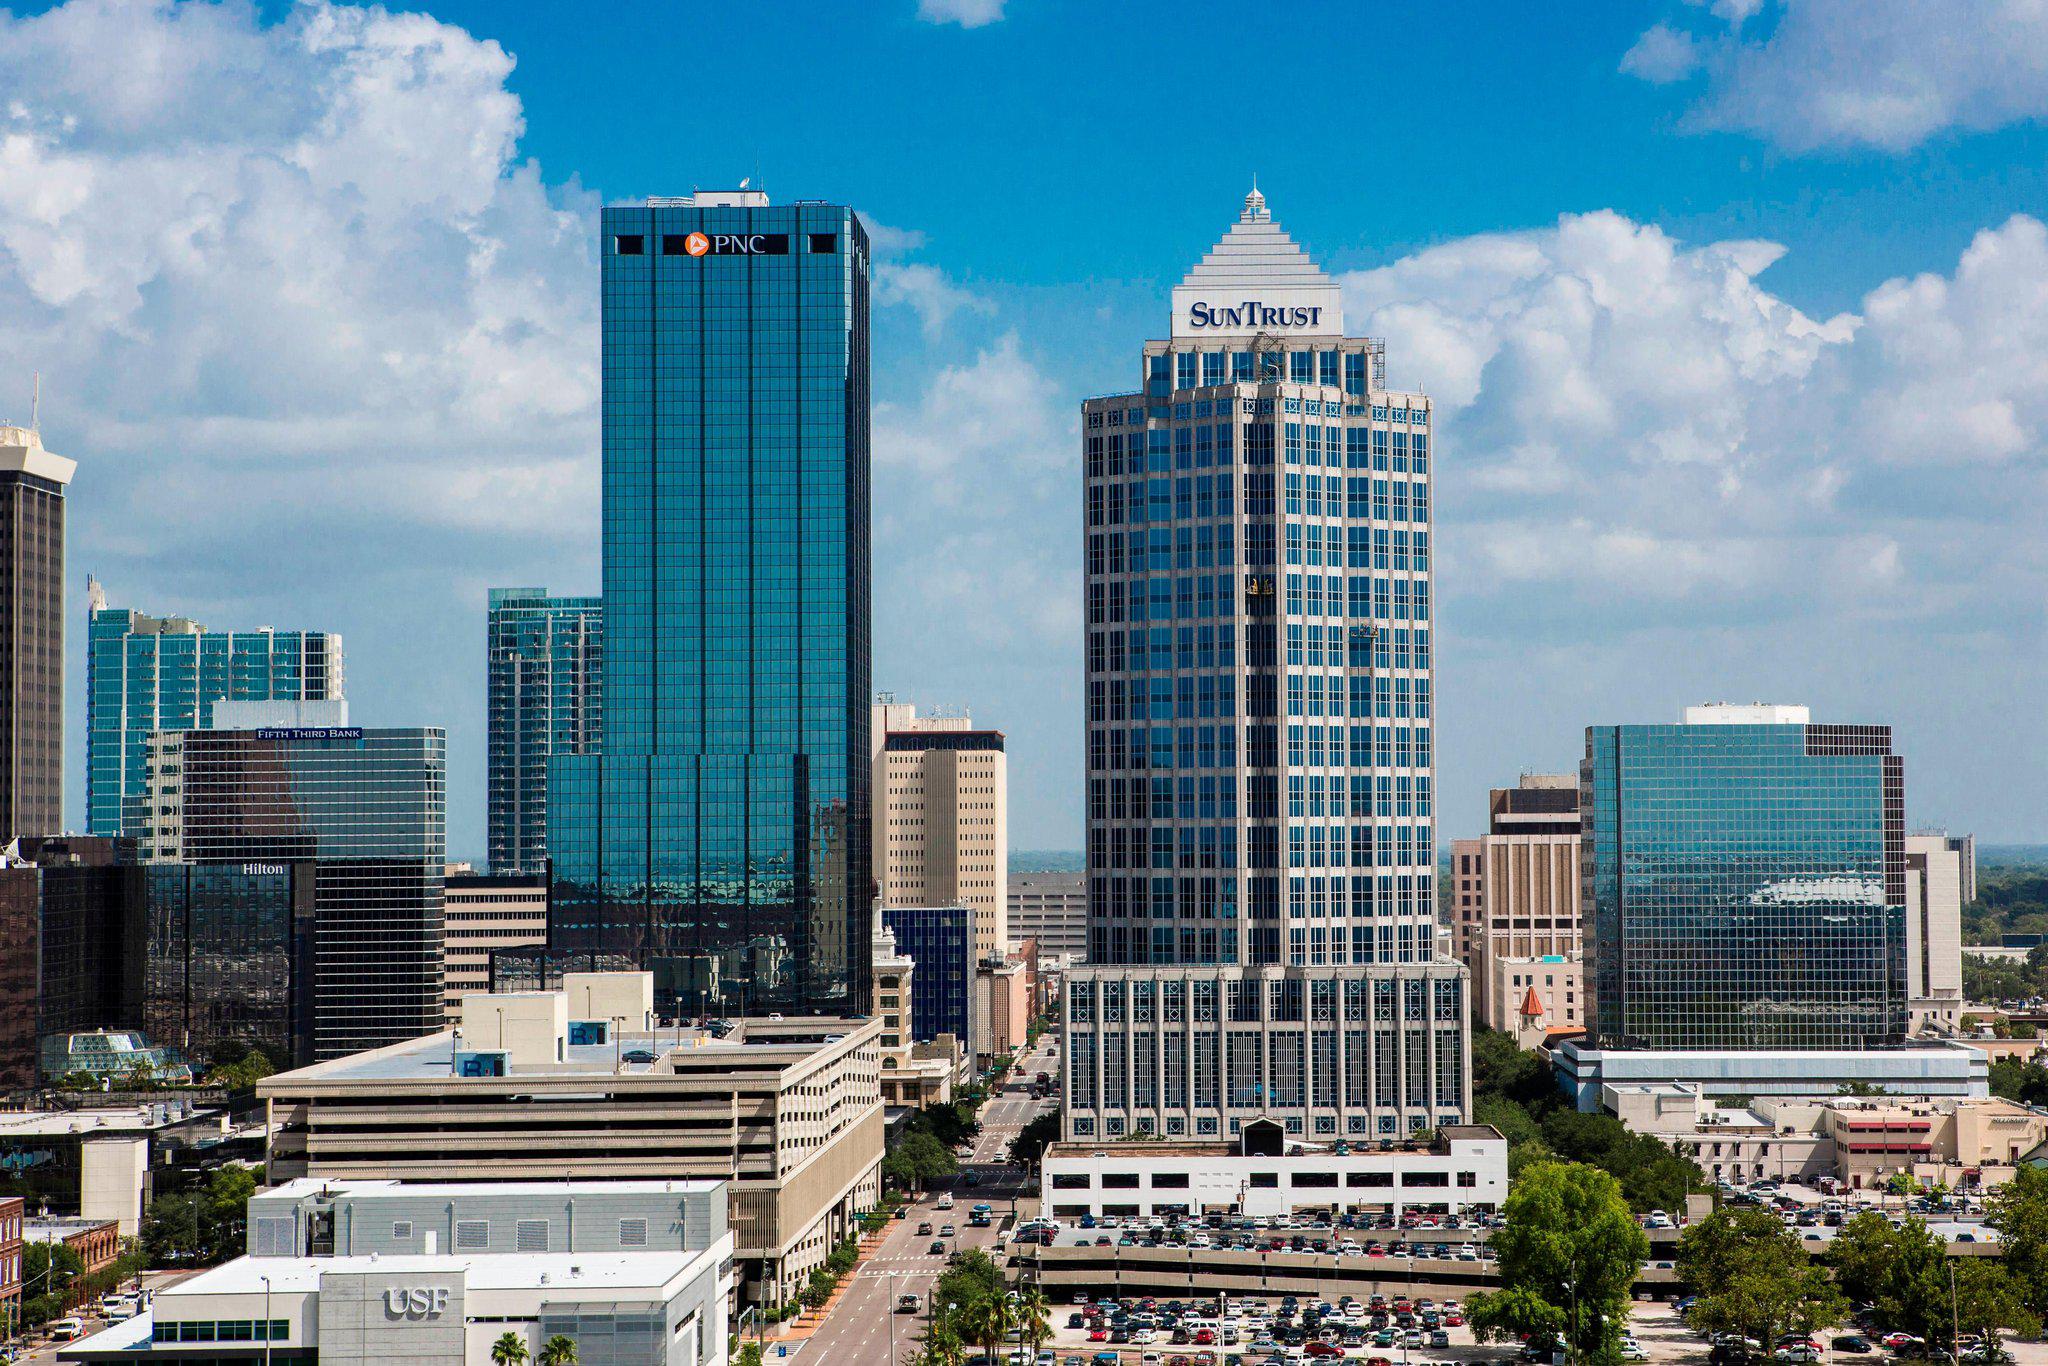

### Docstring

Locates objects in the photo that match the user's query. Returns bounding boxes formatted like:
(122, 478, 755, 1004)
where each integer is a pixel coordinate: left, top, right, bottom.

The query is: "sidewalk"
(765, 1220, 899, 1342)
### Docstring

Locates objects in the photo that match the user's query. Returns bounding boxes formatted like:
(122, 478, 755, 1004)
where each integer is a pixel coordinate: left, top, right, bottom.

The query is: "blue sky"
(2, 0, 2045, 856)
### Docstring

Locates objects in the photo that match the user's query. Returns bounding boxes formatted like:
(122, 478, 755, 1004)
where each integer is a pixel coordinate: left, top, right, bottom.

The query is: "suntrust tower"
(1065, 189, 1470, 1143)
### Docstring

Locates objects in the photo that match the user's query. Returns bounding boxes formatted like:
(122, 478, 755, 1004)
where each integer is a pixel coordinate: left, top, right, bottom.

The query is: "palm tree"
(1019, 1287, 1052, 1362)
(491, 1332, 530, 1365)
(961, 1294, 1015, 1366)
(537, 1334, 578, 1366)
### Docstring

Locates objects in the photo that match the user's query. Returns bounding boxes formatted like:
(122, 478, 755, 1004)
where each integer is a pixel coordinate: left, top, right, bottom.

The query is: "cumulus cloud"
(1624, 0, 2048, 151)
(916, 0, 1005, 29)
(876, 261, 996, 338)
(0, 0, 598, 531)
(1619, 23, 1701, 84)
(1341, 210, 2047, 641)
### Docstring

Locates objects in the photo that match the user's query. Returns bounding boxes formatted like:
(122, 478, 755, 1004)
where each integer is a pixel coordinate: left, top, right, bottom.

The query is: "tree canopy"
(1678, 1206, 1845, 1349)
(1468, 1161, 1648, 1365)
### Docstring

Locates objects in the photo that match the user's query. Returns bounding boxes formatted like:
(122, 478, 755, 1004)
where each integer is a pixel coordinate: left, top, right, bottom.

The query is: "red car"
(1306, 1344, 1345, 1359)
(1193, 1330, 1215, 1345)
(1088, 1330, 1109, 1342)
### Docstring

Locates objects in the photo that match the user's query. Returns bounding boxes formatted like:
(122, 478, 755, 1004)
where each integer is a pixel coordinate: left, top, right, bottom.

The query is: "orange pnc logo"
(684, 232, 711, 257)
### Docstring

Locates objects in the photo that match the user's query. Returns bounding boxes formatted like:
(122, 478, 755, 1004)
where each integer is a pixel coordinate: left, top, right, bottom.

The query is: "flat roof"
(167, 1248, 717, 1297)
(261, 1176, 723, 1200)
(265, 1018, 877, 1087)
(0, 1106, 210, 1137)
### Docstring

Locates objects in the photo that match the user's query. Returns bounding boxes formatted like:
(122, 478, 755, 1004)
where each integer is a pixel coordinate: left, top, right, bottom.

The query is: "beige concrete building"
(257, 973, 884, 1307)
(1009, 870, 1086, 959)
(977, 957, 1031, 1059)
(872, 698, 1008, 962)
(1451, 774, 1582, 1032)
(1905, 834, 1968, 1036)
(1607, 1084, 2048, 1193)
(441, 868, 548, 1019)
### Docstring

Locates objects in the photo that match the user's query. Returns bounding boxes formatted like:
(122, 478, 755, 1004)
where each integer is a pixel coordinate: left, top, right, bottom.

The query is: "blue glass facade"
(87, 598, 343, 838)
(549, 198, 872, 1017)
(1584, 719, 1908, 1051)
(487, 587, 601, 874)
(882, 905, 972, 1045)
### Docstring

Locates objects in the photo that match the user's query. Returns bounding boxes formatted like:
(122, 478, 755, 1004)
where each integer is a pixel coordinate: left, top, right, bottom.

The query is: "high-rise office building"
(141, 724, 446, 1061)
(872, 698, 1007, 961)
(1064, 190, 1468, 1142)
(548, 191, 872, 1018)
(1008, 871, 1086, 959)
(1448, 774, 1582, 1038)
(0, 426, 74, 841)
(85, 581, 344, 838)
(1903, 834, 1966, 1036)
(1584, 704, 1907, 1052)
(485, 588, 600, 875)
(442, 869, 548, 1019)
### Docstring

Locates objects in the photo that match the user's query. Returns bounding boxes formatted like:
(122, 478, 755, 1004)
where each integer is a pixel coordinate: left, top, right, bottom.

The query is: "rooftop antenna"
(30, 372, 39, 434)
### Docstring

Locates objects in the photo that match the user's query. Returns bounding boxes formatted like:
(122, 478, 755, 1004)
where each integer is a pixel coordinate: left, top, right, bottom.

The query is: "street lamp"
(260, 1274, 273, 1366)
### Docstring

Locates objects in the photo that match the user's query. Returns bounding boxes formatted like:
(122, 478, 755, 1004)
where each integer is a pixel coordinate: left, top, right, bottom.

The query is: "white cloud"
(1626, 0, 2048, 151)
(1340, 210, 2047, 637)
(876, 261, 996, 338)
(916, 0, 1006, 28)
(1619, 24, 1701, 84)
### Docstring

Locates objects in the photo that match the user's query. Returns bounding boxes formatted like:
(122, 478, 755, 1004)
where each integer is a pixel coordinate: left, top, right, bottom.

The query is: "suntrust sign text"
(1187, 301, 1323, 329)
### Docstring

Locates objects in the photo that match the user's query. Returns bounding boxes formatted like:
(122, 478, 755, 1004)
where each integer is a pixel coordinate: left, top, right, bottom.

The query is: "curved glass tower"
(548, 192, 872, 1017)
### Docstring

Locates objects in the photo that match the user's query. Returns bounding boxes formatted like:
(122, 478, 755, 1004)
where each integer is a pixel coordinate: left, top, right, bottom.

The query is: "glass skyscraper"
(1064, 190, 1467, 1142)
(1583, 704, 1908, 1052)
(86, 581, 343, 838)
(486, 587, 601, 874)
(142, 725, 446, 1061)
(548, 191, 872, 1018)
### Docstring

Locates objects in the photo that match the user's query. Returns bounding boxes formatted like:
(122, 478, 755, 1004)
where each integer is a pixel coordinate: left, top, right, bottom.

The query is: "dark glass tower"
(486, 587, 601, 874)
(549, 192, 872, 1017)
(0, 426, 74, 841)
(1583, 705, 1908, 1051)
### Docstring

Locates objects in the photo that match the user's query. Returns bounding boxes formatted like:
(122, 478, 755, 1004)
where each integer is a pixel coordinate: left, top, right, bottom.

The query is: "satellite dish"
(739, 177, 751, 189)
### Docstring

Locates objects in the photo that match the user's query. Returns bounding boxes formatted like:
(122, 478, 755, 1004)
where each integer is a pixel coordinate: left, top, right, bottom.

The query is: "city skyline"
(5, 0, 2046, 856)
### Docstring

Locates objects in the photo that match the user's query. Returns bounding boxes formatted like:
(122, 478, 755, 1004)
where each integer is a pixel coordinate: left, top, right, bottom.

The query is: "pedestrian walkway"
(766, 1222, 899, 1341)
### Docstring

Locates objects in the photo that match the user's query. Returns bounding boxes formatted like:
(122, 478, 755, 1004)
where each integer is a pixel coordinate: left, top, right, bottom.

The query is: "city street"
(785, 1036, 1060, 1366)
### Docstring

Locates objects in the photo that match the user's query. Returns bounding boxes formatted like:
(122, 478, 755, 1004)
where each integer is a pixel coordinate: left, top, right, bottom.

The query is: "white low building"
(61, 1245, 731, 1366)
(1040, 1120, 1506, 1221)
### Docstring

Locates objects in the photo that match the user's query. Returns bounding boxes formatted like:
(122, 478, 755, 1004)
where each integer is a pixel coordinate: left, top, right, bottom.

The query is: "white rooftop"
(0, 1104, 209, 1136)
(261, 1176, 722, 1200)
(1683, 703, 1811, 726)
(0, 426, 75, 485)
(1170, 186, 1344, 340)
(166, 1249, 712, 1297)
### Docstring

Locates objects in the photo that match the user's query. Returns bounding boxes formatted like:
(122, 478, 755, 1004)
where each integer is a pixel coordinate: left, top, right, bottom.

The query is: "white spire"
(1170, 185, 1343, 338)
(1243, 179, 1268, 222)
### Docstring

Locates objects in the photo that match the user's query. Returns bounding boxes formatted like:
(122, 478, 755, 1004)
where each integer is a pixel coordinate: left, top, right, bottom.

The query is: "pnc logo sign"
(385, 1287, 451, 1318)
(679, 232, 791, 257)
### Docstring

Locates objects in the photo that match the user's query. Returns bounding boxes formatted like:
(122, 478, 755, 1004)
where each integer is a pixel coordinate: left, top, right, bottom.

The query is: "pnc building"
(1065, 189, 1468, 1143)
(546, 191, 872, 1019)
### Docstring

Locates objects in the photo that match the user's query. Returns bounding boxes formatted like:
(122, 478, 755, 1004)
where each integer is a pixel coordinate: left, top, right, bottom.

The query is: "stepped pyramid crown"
(1170, 185, 1344, 340)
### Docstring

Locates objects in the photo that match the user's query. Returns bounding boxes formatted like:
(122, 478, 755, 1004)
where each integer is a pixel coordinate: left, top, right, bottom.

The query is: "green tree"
(1678, 1207, 1845, 1349)
(1008, 1111, 1061, 1169)
(1985, 1166, 2048, 1319)
(538, 1334, 579, 1366)
(22, 1240, 84, 1302)
(1826, 1213, 1948, 1345)
(959, 1292, 1016, 1366)
(142, 1192, 203, 1266)
(203, 1165, 259, 1258)
(206, 1047, 277, 1091)
(1468, 1162, 1648, 1366)
(1986, 1057, 2048, 1106)
(1018, 1286, 1052, 1361)
(491, 1330, 531, 1365)
(1951, 1261, 2041, 1364)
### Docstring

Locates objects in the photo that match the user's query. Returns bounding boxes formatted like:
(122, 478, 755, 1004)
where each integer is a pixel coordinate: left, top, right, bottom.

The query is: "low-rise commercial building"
(24, 1217, 121, 1277)
(0, 1102, 224, 1235)
(62, 1240, 730, 1366)
(257, 973, 881, 1307)
(1040, 1121, 1506, 1221)
(0, 1197, 19, 1326)
(1555, 1038, 1989, 1112)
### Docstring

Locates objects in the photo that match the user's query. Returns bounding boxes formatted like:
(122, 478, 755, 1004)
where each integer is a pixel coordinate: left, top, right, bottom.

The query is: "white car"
(49, 1318, 87, 1342)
